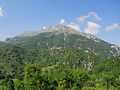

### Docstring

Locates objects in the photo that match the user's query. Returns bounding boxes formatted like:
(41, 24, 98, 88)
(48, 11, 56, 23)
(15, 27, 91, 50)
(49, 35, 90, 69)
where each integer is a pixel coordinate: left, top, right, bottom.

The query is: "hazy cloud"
(84, 22, 101, 34)
(59, 19, 66, 24)
(106, 23, 119, 31)
(78, 12, 102, 22)
(59, 19, 80, 31)
(42, 26, 46, 30)
(67, 22, 80, 31)
(0, 7, 4, 16)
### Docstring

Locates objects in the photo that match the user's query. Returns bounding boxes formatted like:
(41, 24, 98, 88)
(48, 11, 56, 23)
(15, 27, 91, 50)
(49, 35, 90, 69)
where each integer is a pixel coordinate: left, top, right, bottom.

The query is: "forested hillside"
(0, 25, 120, 90)
(0, 46, 120, 90)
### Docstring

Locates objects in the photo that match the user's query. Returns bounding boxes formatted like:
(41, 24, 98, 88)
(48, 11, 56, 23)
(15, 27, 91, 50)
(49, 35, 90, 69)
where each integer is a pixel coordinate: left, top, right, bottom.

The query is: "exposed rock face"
(111, 45, 119, 50)
(18, 25, 98, 40)
(18, 30, 41, 37)
(84, 61, 95, 70)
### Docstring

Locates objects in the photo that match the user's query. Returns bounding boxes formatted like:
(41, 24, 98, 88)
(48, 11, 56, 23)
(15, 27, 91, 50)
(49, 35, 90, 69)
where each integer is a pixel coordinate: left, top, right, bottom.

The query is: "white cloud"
(59, 19, 66, 25)
(89, 12, 102, 21)
(84, 22, 101, 34)
(106, 23, 119, 31)
(0, 7, 4, 16)
(42, 26, 46, 30)
(78, 12, 102, 22)
(78, 15, 89, 22)
(67, 22, 80, 31)
(59, 19, 80, 31)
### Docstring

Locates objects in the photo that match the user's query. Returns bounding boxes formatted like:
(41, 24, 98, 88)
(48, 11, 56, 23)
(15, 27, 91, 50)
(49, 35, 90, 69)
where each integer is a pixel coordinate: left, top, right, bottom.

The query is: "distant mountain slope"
(17, 25, 97, 39)
(5, 25, 120, 58)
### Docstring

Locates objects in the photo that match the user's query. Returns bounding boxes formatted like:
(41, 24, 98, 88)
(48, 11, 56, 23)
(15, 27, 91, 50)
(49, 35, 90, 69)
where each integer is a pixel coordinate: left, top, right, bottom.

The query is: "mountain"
(16, 25, 98, 39)
(5, 25, 120, 57)
(5, 25, 120, 58)
(0, 25, 120, 90)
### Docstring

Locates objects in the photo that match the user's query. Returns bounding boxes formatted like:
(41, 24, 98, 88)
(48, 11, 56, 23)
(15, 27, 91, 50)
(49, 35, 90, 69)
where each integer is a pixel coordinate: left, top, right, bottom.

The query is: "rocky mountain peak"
(18, 25, 98, 40)
(41, 25, 79, 34)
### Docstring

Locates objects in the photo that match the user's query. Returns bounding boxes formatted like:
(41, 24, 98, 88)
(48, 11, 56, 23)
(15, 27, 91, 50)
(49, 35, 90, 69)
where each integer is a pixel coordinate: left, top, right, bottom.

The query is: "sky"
(0, 0, 120, 46)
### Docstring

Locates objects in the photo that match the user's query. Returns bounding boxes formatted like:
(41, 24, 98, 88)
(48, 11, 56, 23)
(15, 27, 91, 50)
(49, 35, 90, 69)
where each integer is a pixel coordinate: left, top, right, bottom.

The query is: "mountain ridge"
(17, 25, 98, 40)
(3, 25, 120, 58)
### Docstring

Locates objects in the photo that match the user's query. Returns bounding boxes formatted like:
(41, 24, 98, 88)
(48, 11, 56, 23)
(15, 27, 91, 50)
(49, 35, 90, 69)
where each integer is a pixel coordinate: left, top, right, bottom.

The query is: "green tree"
(72, 69, 89, 89)
(101, 74, 115, 90)
(7, 79, 15, 90)
(15, 79, 24, 90)
(24, 64, 41, 90)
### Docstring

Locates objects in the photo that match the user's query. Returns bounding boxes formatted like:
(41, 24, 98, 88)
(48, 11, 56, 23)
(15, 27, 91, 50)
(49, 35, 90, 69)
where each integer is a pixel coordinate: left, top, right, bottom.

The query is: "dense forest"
(0, 25, 120, 90)
(0, 46, 120, 90)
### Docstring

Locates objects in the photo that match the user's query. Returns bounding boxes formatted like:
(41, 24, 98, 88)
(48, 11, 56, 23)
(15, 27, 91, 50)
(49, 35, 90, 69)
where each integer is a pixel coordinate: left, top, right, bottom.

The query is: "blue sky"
(0, 0, 120, 46)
